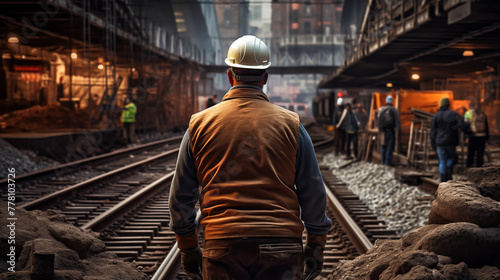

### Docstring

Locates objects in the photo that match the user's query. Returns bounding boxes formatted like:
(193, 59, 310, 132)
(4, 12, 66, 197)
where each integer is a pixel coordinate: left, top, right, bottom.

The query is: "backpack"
(378, 106, 395, 130)
(470, 109, 486, 135)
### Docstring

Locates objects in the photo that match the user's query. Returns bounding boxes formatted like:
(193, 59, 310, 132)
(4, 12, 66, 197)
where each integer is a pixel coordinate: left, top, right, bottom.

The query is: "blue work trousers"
(436, 146, 456, 182)
(346, 132, 358, 158)
(381, 130, 395, 166)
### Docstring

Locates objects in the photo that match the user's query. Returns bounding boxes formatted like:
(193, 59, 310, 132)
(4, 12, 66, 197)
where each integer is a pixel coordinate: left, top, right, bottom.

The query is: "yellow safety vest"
(121, 103, 137, 123)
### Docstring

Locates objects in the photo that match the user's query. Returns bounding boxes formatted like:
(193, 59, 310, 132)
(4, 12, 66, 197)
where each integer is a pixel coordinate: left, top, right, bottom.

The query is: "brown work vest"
(189, 87, 304, 240)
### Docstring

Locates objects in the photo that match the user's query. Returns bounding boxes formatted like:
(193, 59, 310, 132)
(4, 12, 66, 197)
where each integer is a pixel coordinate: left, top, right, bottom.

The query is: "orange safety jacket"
(189, 86, 304, 240)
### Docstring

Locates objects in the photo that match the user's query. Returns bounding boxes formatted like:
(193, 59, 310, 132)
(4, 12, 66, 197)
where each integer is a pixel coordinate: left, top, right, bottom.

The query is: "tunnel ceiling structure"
(0, 0, 219, 66)
(319, 0, 500, 89)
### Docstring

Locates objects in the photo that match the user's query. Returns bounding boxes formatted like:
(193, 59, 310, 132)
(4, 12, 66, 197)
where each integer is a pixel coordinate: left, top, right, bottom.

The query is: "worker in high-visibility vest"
(464, 100, 489, 167)
(121, 97, 137, 144)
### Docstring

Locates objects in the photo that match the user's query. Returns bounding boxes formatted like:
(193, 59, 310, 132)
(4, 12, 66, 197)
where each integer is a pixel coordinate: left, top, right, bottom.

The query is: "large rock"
(411, 223, 500, 266)
(429, 181, 500, 227)
(0, 202, 148, 280)
(48, 222, 106, 259)
(32, 238, 85, 271)
(467, 163, 500, 202)
(329, 223, 500, 280)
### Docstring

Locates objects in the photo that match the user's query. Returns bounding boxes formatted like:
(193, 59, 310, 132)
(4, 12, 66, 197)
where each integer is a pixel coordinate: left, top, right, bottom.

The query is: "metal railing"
(278, 34, 344, 47)
(342, 0, 433, 68)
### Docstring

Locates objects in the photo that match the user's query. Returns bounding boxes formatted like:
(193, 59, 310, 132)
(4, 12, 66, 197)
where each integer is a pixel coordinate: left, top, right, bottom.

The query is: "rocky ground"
(0, 201, 148, 280)
(326, 162, 500, 280)
(323, 154, 433, 236)
(0, 138, 60, 179)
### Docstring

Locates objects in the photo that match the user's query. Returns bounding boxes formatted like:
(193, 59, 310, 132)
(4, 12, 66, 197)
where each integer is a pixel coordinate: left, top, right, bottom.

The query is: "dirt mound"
(0, 105, 90, 131)
(0, 201, 148, 280)
(330, 224, 500, 280)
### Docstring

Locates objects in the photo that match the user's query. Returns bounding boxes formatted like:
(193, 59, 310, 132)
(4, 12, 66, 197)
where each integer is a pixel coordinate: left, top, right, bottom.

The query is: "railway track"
(0, 136, 182, 207)
(81, 172, 178, 272)
(0, 134, 182, 277)
(5, 136, 184, 276)
(7, 124, 434, 279)
(148, 170, 396, 280)
(150, 125, 400, 279)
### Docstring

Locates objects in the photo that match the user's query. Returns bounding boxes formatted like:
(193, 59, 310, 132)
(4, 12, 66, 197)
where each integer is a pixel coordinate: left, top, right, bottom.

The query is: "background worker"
(430, 97, 463, 182)
(332, 97, 346, 156)
(464, 100, 489, 167)
(354, 103, 368, 130)
(205, 94, 218, 108)
(121, 97, 137, 144)
(169, 35, 332, 280)
(377, 95, 400, 166)
(337, 103, 360, 159)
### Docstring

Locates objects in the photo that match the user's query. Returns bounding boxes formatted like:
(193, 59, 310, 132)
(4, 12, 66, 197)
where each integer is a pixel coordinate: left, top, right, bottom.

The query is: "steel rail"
(81, 171, 175, 232)
(0, 136, 182, 189)
(324, 182, 373, 254)
(420, 176, 440, 193)
(18, 148, 179, 211)
(151, 210, 203, 280)
(313, 136, 335, 149)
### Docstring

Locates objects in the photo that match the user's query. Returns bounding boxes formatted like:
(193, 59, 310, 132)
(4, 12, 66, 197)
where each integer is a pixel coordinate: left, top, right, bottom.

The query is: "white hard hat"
(337, 97, 344, 106)
(225, 35, 271, 70)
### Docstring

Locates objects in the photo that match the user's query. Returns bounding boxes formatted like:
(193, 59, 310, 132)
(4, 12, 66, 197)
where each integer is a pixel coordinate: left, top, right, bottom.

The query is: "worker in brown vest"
(169, 35, 332, 280)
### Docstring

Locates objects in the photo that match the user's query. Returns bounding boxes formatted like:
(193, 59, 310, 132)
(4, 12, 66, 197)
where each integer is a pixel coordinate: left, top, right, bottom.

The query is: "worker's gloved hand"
(180, 245, 203, 280)
(176, 232, 202, 280)
(303, 234, 327, 280)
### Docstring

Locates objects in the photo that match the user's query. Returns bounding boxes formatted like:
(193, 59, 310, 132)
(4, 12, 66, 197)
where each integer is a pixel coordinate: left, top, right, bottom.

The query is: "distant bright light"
(337, 92, 343, 97)
(463, 50, 474, 57)
(97, 64, 104, 70)
(8, 37, 19, 44)
(411, 74, 420, 80)
(71, 52, 78, 59)
(386, 82, 393, 88)
(132, 68, 136, 72)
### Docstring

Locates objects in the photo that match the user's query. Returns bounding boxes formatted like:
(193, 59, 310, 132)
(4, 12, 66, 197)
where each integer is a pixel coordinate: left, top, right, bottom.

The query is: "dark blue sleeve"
(392, 106, 401, 132)
(295, 123, 332, 235)
(169, 129, 200, 236)
(430, 115, 437, 149)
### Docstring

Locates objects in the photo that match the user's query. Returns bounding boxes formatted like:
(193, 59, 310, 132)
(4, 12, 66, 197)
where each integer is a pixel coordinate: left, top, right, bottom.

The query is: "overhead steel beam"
(401, 21, 500, 63)
(203, 65, 337, 75)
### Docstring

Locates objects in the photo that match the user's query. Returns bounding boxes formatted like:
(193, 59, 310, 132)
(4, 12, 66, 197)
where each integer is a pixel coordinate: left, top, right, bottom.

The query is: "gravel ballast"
(322, 154, 432, 236)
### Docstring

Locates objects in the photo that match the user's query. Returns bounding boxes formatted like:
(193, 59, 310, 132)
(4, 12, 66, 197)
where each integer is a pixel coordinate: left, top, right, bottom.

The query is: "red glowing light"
(13, 65, 43, 72)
